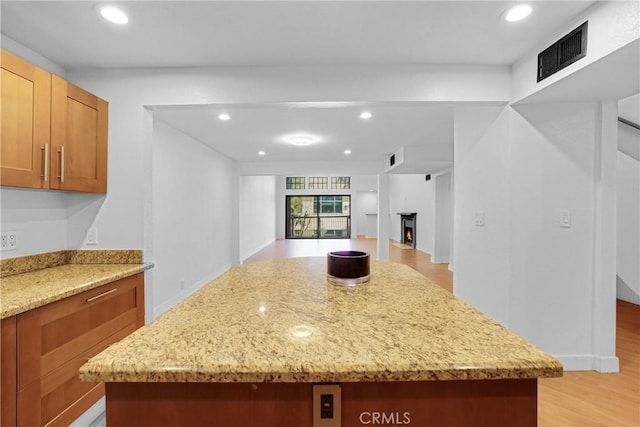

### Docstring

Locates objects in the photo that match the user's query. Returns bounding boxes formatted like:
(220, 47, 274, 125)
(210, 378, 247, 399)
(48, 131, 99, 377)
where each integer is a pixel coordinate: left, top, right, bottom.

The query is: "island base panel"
(105, 379, 536, 427)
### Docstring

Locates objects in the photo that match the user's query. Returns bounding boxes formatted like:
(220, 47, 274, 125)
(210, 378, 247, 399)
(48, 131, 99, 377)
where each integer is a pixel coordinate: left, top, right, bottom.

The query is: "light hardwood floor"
(245, 237, 640, 427)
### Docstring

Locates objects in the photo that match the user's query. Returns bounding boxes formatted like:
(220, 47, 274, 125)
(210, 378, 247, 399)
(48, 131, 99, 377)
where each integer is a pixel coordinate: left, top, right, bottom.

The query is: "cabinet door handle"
(41, 143, 49, 182)
(86, 288, 117, 302)
(58, 146, 65, 182)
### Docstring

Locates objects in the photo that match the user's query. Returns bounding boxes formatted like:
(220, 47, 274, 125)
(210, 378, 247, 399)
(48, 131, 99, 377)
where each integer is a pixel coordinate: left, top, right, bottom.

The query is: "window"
(308, 177, 328, 189)
(320, 196, 343, 214)
(286, 195, 351, 239)
(286, 177, 305, 189)
(331, 176, 350, 189)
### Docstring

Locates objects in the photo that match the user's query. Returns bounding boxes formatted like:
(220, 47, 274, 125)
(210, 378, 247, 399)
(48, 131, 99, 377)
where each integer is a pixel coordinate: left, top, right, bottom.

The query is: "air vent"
(537, 21, 588, 82)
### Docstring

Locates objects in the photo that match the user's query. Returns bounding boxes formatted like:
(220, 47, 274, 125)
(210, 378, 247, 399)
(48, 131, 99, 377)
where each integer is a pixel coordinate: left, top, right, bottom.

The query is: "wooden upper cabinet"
(50, 75, 108, 193)
(0, 49, 108, 193)
(0, 49, 51, 189)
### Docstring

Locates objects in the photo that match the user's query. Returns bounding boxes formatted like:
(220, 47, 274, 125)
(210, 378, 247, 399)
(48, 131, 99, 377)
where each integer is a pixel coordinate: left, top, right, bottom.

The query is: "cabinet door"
(0, 49, 51, 189)
(50, 75, 108, 193)
(1, 317, 17, 427)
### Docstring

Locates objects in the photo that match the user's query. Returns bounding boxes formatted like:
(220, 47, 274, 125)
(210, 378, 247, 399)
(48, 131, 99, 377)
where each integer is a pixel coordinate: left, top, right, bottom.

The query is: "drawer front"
(17, 323, 137, 427)
(17, 273, 143, 390)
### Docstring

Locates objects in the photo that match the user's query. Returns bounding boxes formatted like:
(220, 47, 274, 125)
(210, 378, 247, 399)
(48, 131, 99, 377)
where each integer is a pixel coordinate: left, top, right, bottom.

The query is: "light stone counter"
(0, 263, 151, 319)
(80, 257, 562, 384)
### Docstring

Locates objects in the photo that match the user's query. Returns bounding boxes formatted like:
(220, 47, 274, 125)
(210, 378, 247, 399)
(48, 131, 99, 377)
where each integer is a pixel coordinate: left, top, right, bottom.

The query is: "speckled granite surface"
(0, 250, 143, 277)
(0, 262, 151, 319)
(80, 257, 562, 384)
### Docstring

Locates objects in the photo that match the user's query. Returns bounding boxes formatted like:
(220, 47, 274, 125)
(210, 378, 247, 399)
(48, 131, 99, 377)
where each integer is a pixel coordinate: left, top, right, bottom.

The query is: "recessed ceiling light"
(505, 4, 532, 22)
(344, 149, 352, 155)
(360, 111, 372, 120)
(218, 113, 231, 121)
(287, 135, 314, 146)
(258, 150, 266, 156)
(99, 5, 128, 24)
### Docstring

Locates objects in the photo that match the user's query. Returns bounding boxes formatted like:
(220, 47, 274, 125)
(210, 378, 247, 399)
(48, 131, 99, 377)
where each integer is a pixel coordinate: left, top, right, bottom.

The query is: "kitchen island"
(80, 257, 562, 427)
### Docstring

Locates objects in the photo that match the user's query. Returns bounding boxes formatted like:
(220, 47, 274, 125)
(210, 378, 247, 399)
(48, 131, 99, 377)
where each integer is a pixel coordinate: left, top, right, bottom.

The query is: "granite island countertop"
(1, 251, 152, 319)
(80, 257, 562, 384)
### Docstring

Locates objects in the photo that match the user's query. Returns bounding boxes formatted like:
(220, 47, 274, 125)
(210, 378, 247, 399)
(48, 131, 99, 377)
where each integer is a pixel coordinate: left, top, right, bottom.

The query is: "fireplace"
(399, 213, 417, 248)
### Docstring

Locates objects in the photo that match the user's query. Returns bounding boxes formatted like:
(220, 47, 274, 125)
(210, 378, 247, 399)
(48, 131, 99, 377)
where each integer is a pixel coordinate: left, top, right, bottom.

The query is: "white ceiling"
(1, 1, 598, 68)
(153, 103, 454, 163)
(1, 1, 600, 173)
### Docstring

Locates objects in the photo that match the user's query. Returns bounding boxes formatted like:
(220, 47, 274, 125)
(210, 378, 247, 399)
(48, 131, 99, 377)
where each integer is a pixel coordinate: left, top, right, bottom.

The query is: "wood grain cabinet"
(0, 49, 108, 193)
(0, 49, 51, 189)
(1, 273, 144, 427)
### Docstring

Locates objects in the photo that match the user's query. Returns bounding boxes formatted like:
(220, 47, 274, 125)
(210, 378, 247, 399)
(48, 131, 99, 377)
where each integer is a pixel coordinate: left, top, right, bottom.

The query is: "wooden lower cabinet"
(105, 379, 537, 427)
(1, 273, 144, 427)
(1, 317, 17, 427)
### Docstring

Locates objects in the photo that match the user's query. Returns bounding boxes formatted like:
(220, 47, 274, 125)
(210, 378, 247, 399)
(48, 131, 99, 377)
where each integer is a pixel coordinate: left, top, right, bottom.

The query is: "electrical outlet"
(86, 227, 98, 245)
(313, 384, 341, 427)
(1, 231, 19, 251)
(180, 279, 186, 290)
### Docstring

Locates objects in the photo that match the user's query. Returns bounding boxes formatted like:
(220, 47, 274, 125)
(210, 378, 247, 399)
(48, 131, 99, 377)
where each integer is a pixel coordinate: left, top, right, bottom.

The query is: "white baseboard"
(616, 275, 640, 305)
(70, 397, 105, 427)
(593, 356, 620, 373)
(152, 264, 232, 320)
(554, 354, 620, 373)
(241, 238, 276, 263)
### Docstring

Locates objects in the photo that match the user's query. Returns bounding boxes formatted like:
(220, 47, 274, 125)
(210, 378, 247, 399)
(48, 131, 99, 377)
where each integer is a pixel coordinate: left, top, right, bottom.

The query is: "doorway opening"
(286, 195, 351, 239)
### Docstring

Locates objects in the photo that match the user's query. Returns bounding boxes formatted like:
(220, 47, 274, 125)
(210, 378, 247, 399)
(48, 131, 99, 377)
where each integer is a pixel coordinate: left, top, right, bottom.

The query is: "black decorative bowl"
(327, 251, 370, 286)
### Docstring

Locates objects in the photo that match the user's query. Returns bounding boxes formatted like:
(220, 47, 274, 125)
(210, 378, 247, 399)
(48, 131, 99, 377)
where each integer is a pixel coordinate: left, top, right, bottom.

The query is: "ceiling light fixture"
(218, 113, 231, 121)
(504, 4, 532, 22)
(99, 5, 129, 24)
(360, 111, 372, 120)
(258, 150, 266, 156)
(344, 149, 352, 155)
(287, 135, 315, 146)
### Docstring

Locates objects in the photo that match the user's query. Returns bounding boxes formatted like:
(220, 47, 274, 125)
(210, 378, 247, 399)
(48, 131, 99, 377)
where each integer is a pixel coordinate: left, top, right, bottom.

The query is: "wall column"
(433, 171, 453, 264)
(377, 173, 390, 260)
(591, 100, 619, 372)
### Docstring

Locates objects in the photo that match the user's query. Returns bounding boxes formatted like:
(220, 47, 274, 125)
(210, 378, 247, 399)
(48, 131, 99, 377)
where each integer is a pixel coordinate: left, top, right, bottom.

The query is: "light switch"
(86, 227, 99, 245)
(560, 210, 571, 228)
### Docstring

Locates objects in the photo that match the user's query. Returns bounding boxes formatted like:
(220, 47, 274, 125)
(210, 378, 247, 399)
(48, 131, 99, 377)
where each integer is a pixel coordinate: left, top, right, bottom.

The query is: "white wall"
(0, 189, 68, 257)
(355, 191, 378, 238)
(617, 151, 640, 303)
(453, 102, 619, 372)
(240, 176, 276, 261)
(151, 119, 236, 318)
(388, 174, 435, 254)
(1, 35, 67, 77)
(509, 102, 606, 370)
(453, 107, 511, 326)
